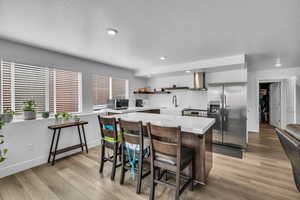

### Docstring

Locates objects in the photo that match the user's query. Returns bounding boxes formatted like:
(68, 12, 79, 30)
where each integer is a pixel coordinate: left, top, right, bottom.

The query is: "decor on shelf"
(62, 112, 72, 123)
(0, 109, 15, 123)
(73, 115, 80, 122)
(42, 111, 50, 119)
(23, 100, 37, 120)
(54, 112, 73, 124)
(0, 120, 7, 163)
(55, 113, 63, 124)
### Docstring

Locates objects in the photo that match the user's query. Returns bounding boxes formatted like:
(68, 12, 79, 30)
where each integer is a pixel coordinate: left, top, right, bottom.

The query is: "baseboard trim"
(0, 140, 100, 178)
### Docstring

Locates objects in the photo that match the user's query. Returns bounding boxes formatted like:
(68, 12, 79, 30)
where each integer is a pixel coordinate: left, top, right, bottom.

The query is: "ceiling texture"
(0, 0, 299, 74)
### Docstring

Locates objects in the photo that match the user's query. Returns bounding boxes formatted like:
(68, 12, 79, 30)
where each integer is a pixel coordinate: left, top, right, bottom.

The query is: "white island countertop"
(99, 107, 165, 114)
(107, 112, 215, 135)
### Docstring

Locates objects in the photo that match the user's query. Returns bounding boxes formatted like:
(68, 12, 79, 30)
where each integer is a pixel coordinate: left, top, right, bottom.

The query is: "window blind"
(92, 75, 109, 105)
(0, 60, 82, 114)
(14, 63, 47, 113)
(112, 78, 127, 99)
(1, 61, 12, 112)
(50, 68, 81, 113)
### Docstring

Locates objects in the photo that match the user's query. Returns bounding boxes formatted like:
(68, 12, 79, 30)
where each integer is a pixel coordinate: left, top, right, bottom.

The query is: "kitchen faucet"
(172, 95, 178, 107)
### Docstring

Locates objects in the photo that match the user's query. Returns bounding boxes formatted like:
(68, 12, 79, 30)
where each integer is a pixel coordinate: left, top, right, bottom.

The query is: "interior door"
(223, 84, 247, 147)
(270, 82, 281, 128)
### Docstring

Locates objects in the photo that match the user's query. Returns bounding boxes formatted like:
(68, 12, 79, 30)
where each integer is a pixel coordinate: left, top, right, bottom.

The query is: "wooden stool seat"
(119, 119, 151, 194)
(98, 116, 122, 181)
(155, 146, 193, 169)
(147, 123, 195, 200)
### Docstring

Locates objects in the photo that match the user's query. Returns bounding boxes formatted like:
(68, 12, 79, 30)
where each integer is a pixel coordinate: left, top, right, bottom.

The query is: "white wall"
(0, 113, 102, 178)
(0, 39, 148, 111)
(297, 76, 300, 123)
(0, 39, 148, 178)
(247, 67, 300, 132)
(146, 69, 247, 109)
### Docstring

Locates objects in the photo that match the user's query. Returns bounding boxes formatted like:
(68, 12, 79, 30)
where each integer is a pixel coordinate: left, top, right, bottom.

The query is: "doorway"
(259, 82, 281, 129)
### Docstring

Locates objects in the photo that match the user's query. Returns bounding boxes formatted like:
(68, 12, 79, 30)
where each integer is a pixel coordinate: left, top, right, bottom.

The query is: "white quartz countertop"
(107, 112, 215, 135)
(99, 107, 165, 114)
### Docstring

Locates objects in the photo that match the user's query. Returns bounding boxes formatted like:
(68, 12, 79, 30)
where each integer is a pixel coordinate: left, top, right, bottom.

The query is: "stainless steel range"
(182, 108, 208, 117)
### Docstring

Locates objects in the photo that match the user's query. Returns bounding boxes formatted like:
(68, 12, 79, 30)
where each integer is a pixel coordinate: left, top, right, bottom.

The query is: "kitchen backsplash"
(141, 69, 247, 109)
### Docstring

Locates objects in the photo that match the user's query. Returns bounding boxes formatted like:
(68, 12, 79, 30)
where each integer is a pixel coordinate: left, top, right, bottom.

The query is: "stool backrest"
(147, 123, 182, 164)
(98, 116, 118, 141)
(119, 119, 144, 148)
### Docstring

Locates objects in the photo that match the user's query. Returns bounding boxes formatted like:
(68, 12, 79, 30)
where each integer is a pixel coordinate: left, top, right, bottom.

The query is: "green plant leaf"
(0, 157, 6, 163)
(3, 148, 8, 154)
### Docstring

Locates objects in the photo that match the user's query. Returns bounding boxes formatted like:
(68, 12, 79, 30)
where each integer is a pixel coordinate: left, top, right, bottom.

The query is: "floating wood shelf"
(134, 91, 171, 94)
(163, 87, 190, 90)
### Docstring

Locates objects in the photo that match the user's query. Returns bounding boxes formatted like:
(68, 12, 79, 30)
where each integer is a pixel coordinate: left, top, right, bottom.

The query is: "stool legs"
(136, 151, 143, 194)
(99, 143, 105, 173)
(120, 145, 126, 185)
(111, 142, 118, 180)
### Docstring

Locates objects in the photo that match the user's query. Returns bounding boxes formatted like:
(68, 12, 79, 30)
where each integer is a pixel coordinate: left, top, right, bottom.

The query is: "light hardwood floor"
(1, 124, 300, 200)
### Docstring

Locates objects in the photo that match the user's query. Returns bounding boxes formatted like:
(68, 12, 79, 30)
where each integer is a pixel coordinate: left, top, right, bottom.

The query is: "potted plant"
(0, 109, 15, 123)
(62, 112, 72, 123)
(73, 115, 80, 122)
(0, 121, 7, 163)
(23, 100, 37, 120)
(42, 111, 50, 119)
(55, 113, 63, 124)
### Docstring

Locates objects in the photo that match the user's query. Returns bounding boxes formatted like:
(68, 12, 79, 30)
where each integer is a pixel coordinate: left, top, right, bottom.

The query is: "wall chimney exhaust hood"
(190, 72, 207, 91)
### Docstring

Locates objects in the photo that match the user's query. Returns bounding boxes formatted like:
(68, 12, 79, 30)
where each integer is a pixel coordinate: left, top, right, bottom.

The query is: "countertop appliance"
(208, 82, 247, 149)
(135, 99, 143, 107)
(107, 99, 129, 110)
(182, 108, 208, 117)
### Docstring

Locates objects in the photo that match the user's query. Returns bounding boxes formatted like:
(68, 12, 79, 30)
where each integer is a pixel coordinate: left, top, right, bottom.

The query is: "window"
(49, 68, 81, 113)
(0, 60, 82, 114)
(92, 75, 109, 106)
(112, 78, 127, 99)
(92, 76, 128, 108)
(14, 63, 48, 113)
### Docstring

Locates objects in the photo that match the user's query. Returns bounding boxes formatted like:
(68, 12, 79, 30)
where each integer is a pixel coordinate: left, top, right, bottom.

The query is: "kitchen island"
(106, 112, 215, 184)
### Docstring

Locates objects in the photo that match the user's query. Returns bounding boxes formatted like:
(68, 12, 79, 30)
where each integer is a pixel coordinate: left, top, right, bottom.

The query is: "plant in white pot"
(23, 100, 37, 120)
(0, 109, 15, 123)
(0, 121, 8, 163)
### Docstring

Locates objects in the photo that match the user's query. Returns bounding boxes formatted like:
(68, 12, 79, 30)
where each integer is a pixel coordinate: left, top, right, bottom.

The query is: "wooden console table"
(48, 121, 88, 165)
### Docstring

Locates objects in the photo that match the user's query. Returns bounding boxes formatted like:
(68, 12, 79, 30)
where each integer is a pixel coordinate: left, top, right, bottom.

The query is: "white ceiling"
(0, 0, 299, 72)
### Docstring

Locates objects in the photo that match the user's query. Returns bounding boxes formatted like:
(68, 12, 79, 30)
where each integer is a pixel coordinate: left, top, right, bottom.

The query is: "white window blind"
(0, 60, 82, 114)
(14, 63, 48, 113)
(1, 61, 12, 112)
(92, 75, 109, 105)
(112, 78, 127, 99)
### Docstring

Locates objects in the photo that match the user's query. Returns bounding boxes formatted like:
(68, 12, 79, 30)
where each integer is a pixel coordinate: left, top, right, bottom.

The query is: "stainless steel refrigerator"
(208, 83, 247, 148)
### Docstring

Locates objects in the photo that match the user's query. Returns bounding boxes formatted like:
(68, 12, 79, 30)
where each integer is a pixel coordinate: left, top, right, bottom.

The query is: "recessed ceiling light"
(160, 56, 167, 61)
(275, 58, 282, 67)
(185, 70, 191, 73)
(106, 28, 118, 36)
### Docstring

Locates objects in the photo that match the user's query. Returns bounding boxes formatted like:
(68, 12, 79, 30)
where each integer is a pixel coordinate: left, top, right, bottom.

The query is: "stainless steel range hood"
(190, 72, 207, 91)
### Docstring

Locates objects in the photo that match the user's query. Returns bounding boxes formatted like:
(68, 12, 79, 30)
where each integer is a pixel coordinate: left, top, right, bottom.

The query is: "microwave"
(107, 99, 129, 110)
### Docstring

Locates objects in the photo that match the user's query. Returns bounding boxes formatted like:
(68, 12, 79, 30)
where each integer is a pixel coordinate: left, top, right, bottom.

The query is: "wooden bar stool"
(98, 116, 122, 181)
(147, 123, 195, 200)
(119, 119, 151, 194)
